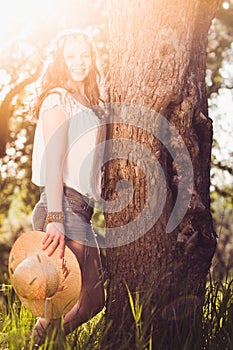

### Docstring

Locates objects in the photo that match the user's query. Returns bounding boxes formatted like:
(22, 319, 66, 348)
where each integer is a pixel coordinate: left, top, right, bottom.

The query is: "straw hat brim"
(8, 231, 82, 320)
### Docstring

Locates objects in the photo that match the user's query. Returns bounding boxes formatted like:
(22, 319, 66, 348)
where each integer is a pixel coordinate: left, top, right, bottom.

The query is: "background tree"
(206, 0, 233, 278)
(104, 1, 221, 349)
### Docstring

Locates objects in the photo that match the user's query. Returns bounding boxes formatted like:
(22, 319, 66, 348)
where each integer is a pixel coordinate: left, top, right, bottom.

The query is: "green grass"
(0, 274, 232, 350)
(202, 275, 233, 350)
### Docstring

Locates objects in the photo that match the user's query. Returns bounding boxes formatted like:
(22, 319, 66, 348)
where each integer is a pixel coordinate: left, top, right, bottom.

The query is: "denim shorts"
(31, 186, 96, 244)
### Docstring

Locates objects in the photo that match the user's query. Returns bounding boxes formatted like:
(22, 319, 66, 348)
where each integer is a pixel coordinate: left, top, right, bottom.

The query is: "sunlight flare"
(0, 0, 57, 43)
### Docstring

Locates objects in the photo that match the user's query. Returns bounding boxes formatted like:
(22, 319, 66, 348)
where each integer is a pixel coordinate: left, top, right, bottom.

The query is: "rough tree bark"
(103, 1, 220, 349)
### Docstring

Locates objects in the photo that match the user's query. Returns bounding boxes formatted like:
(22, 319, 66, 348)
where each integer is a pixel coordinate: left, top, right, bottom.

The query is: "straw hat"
(8, 231, 82, 320)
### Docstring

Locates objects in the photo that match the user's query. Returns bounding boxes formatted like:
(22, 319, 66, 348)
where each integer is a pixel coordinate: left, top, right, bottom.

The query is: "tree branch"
(0, 66, 41, 157)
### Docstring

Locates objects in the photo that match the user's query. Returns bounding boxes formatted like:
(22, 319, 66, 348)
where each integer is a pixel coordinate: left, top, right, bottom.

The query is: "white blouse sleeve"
(39, 89, 70, 118)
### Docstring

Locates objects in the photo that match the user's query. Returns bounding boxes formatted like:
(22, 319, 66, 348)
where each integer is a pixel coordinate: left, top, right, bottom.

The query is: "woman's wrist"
(46, 221, 65, 235)
(46, 211, 64, 224)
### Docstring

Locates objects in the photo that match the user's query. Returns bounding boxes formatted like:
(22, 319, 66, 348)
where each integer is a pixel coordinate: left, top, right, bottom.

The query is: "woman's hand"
(42, 222, 65, 258)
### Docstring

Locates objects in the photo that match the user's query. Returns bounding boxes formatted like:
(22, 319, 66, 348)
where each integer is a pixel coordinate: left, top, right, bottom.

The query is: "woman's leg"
(63, 237, 105, 334)
(32, 189, 105, 344)
(32, 238, 104, 344)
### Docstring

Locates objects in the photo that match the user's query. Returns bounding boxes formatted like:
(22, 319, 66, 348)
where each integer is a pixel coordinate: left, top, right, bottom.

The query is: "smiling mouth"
(72, 69, 85, 74)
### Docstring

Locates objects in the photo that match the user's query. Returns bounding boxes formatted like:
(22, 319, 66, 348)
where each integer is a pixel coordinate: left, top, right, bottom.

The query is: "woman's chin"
(71, 73, 87, 82)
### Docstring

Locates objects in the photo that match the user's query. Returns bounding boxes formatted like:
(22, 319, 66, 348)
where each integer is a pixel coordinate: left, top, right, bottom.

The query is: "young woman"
(30, 29, 105, 346)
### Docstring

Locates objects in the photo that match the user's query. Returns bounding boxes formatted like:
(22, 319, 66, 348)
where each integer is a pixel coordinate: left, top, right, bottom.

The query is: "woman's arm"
(41, 105, 69, 258)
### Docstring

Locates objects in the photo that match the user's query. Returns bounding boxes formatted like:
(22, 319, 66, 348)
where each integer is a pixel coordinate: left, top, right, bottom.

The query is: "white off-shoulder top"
(31, 88, 102, 199)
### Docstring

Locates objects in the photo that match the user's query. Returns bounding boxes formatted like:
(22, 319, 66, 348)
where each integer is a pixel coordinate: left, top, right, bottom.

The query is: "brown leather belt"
(63, 186, 94, 222)
(39, 186, 94, 222)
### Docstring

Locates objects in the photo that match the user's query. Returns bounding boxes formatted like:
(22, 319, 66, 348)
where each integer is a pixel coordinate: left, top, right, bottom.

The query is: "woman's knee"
(84, 286, 105, 319)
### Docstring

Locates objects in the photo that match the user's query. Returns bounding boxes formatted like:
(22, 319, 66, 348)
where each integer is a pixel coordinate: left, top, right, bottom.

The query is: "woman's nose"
(74, 55, 83, 65)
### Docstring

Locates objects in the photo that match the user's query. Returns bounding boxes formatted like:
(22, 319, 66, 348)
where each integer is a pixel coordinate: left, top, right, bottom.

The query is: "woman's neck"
(67, 81, 89, 107)
(71, 88, 90, 107)
(69, 80, 84, 94)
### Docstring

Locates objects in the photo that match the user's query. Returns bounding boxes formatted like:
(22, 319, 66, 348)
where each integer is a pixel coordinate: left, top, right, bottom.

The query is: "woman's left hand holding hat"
(43, 222, 65, 259)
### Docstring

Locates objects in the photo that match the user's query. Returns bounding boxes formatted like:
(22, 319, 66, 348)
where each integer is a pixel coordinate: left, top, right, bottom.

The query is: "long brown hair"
(31, 29, 102, 120)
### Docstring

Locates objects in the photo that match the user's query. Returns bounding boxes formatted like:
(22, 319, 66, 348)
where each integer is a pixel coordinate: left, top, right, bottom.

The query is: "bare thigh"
(63, 236, 105, 334)
(65, 239, 87, 273)
(66, 236, 104, 296)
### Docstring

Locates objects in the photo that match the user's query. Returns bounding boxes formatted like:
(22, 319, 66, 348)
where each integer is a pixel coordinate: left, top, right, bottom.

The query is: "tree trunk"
(103, 1, 220, 349)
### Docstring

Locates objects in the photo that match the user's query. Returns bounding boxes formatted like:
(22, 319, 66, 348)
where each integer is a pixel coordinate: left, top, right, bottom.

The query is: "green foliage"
(0, 274, 232, 349)
(210, 189, 233, 277)
(126, 286, 144, 349)
(207, 0, 233, 96)
(207, 0, 233, 275)
(126, 285, 153, 350)
(0, 281, 105, 349)
(0, 284, 35, 349)
(202, 274, 233, 350)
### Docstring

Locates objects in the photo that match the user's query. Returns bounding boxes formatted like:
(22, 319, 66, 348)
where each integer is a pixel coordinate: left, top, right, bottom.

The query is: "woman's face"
(63, 37, 92, 85)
